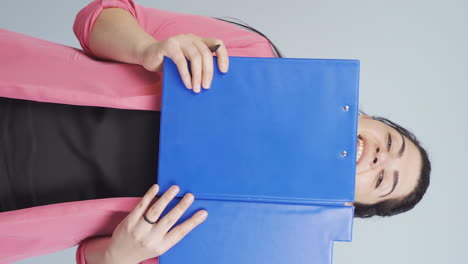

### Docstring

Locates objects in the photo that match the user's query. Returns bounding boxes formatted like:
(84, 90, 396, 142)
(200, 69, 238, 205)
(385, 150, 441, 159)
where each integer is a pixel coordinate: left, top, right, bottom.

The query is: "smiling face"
(354, 116, 422, 205)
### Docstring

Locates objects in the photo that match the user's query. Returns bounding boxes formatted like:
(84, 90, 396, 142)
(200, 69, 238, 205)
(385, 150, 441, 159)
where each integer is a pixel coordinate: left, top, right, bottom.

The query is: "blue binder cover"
(158, 57, 359, 264)
(161, 199, 354, 264)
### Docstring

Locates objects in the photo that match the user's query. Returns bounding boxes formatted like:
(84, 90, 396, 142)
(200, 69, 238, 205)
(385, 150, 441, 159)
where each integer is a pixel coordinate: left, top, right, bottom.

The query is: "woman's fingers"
(135, 185, 180, 230)
(203, 38, 229, 73)
(127, 184, 160, 225)
(215, 46, 229, 73)
(162, 210, 208, 251)
(153, 193, 195, 234)
(107, 185, 207, 262)
(193, 39, 215, 90)
(172, 35, 228, 93)
(182, 44, 203, 93)
(146, 34, 228, 93)
(161, 39, 192, 89)
(171, 50, 192, 90)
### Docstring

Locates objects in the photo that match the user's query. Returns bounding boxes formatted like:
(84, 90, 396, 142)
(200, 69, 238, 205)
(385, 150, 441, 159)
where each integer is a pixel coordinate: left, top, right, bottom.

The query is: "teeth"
(356, 137, 364, 163)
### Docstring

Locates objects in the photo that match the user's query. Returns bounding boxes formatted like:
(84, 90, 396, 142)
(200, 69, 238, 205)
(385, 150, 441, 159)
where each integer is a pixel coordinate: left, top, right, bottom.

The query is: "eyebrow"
(380, 171, 399, 198)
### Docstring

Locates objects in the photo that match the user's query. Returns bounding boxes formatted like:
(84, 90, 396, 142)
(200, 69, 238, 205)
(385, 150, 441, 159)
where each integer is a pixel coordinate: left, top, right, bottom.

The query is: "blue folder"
(158, 57, 359, 264)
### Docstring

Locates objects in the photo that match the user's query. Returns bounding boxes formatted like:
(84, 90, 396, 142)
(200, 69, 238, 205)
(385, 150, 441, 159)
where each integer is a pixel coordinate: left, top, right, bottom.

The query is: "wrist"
(104, 249, 129, 264)
(104, 242, 145, 264)
(85, 236, 129, 264)
(135, 38, 158, 66)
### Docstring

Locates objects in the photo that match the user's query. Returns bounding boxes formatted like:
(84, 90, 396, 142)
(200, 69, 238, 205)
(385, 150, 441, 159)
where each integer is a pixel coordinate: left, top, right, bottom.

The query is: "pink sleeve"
(75, 239, 90, 264)
(0, 197, 139, 263)
(0, 28, 162, 111)
(73, 0, 275, 57)
(0, 196, 159, 263)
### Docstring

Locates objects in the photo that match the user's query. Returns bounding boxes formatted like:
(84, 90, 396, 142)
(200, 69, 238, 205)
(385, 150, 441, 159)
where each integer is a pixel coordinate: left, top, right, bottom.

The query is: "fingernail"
(186, 193, 194, 202)
(171, 185, 179, 193)
(220, 64, 228, 73)
(203, 82, 210, 89)
(198, 210, 208, 219)
(210, 44, 221, 53)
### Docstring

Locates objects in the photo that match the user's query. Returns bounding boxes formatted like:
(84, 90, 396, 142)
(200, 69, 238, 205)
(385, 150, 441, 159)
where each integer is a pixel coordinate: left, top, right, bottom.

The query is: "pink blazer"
(0, 0, 274, 263)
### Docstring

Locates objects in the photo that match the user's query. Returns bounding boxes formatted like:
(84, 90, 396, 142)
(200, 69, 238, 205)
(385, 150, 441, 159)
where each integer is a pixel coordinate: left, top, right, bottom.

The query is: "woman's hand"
(89, 9, 228, 93)
(105, 184, 208, 264)
(138, 34, 229, 93)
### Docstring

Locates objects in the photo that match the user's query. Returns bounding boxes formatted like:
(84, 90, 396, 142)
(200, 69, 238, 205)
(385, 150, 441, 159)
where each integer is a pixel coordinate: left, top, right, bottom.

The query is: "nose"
(371, 145, 388, 168)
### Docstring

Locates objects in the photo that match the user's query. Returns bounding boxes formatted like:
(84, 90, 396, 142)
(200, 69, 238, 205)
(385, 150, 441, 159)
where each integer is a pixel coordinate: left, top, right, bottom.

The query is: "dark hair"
(219, 18, 431, 218)
(354, 116, 431, 218)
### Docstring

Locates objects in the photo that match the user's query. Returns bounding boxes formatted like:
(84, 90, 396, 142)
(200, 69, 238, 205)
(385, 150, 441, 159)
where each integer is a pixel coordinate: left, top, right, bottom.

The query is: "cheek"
(355, 172, 374, 195)
(355, 172, 379, 204)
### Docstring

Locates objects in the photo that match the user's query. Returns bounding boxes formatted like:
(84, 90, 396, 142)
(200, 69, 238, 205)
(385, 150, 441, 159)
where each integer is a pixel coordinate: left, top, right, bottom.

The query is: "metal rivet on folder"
(342, 151, 348, 157)
(343, 105, 350, 111)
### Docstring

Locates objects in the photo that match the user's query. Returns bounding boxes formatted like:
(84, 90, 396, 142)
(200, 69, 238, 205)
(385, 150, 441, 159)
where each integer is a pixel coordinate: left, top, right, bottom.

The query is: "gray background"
(2, 0, 467, 263)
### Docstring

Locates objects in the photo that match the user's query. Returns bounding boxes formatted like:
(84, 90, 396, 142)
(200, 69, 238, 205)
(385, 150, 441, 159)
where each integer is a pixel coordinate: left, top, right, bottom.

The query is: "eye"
(387, 133, 392, 151)
(375, 171, 384, 189)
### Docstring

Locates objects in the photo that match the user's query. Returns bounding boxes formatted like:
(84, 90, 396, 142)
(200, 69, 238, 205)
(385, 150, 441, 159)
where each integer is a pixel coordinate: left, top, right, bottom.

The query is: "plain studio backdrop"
(1, 0, 467, 263)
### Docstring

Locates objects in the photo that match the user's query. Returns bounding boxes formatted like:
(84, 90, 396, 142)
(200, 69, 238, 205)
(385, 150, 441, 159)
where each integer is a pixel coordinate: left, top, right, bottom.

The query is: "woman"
(0, 0, 431, 263)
